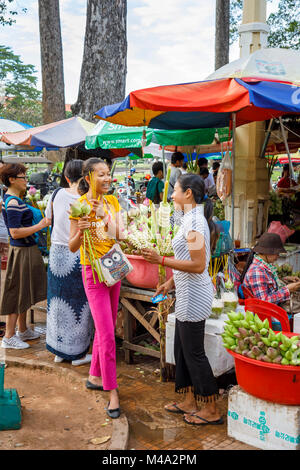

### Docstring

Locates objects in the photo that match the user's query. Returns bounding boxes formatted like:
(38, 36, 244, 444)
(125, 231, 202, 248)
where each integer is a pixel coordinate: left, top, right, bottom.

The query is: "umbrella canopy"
(1, 116, 95, 149)
(0, 117, 32, 151)
(94, 78, 300, 130)
(85, 120, 216, 150)
(207, 48, 300, 85)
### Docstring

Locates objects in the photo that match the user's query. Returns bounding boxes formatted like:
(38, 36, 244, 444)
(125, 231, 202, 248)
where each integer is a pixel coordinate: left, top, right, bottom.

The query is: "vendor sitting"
(240, 232, 300, 305)
(276, 164, 297, 196)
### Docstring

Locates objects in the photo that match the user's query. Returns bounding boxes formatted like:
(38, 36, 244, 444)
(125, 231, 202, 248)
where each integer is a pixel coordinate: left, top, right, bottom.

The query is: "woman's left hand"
(141, 248, 162, 265)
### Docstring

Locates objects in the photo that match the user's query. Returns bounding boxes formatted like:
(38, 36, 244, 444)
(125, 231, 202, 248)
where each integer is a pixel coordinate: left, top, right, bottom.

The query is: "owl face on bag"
(101, 246, 130, 281)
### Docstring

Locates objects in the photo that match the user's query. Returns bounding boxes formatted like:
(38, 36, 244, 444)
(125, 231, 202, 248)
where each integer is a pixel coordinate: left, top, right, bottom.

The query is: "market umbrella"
(207, 48, 300, 85)
(94, 78, 300, 131)
(1, 116, 95, 149)
(0, 117, 33, 151)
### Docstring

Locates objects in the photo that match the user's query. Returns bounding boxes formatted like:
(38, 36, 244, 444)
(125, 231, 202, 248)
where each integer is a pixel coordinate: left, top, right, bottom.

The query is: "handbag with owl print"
(100, 243, 133, 287)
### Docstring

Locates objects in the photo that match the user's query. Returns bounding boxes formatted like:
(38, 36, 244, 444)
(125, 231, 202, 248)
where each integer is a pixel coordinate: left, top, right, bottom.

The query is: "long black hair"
(78, 157, 108, 195)
(177, 174, 220, 252)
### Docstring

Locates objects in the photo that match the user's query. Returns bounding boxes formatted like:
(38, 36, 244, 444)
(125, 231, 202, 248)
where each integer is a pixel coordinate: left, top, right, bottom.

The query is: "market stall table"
(120, 282, 175, 364)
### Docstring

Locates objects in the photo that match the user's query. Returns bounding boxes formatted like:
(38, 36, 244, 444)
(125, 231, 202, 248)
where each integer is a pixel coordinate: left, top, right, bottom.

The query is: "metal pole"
(231, 113, 236, 242)
(260, 118, 274, 159)
(279, 117, 295, 181)
(126, 155, 129, 211)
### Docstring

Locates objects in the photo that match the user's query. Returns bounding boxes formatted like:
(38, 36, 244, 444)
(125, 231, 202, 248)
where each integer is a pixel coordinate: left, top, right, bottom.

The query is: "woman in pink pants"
(69, 158, 124, 419)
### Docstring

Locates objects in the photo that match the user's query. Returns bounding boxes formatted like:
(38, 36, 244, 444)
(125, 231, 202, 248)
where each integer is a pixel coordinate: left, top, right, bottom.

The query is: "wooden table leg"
(123, 305, 133, 364)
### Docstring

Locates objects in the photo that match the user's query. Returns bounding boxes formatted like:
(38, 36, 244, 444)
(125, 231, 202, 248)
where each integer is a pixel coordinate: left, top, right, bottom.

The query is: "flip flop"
(164, 403, 193, 415)
(183, 414, 224, 426)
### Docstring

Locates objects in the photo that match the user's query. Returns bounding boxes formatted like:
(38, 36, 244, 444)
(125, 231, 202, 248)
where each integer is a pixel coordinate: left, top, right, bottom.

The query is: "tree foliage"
(0, 45, 42, 126)
(230, 0, 300, 49)
(0, 0, 27, 26)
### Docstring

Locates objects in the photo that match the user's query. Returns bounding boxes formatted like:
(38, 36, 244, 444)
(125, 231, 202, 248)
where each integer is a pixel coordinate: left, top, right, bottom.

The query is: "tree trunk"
(215, 0, 230, 70)
(38, 0, 66, 124)
(72, 0, 127, 120)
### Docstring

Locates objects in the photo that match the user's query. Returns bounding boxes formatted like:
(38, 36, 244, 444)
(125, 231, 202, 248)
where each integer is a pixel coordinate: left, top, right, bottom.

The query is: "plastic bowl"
(126, 255, 173, 289)
(227, 332, 300, 405)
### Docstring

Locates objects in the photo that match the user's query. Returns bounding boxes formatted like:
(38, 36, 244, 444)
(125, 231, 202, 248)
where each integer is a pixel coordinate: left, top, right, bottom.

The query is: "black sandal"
(85, 380, 104, 391)
(105, 402, 121, 419)
(165, 403, 192, 415)
(183, 414, 224, 426)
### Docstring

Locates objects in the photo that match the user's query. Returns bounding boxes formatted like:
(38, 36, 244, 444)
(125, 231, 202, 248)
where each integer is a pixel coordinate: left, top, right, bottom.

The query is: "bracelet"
(161, 256, 165, 266)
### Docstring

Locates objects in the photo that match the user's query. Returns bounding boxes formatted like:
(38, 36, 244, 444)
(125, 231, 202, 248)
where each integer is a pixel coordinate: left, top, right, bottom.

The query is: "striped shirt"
(172, 206, 214, 322)
(2, 194, 35, 247)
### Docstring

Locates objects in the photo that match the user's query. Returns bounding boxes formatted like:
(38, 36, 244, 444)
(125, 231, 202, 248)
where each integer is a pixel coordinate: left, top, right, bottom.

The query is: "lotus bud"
(238, 340, 246, 351)
(281, 358, 289, 365)
(260, 328, 268, 336)
(234, 332, 242, 339)
(271, 341, 279, 349)
(257, 341, 265, 350)
(244, 337, 251, 344)
(249, 336, 258, 346)
(261, 355, 272, 363)
(245, 311, 254, 323)
(272, 356, 282, 364)
(256, 354, 264, 361)
(284, 350, 293, 361)
(255, 333, 261, 341)
(246, 351, 256, 359)
(241, 320, 250, 330)
(238, 327, 248, 338)
(267, 347, 278, 359)
(248, 329, 255, 336)
(251, 346, 261, 356)
(242, 349, 250, 357)
(28, 186, 37, 195)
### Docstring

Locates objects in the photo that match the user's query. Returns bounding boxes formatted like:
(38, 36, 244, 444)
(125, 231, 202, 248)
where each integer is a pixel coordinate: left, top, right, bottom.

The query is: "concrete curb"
(4, 356, 129, 451)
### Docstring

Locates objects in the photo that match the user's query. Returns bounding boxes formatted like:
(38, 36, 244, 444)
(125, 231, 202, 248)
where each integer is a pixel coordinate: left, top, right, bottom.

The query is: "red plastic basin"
(126, 255, 173, 289)
(227, 332, 300, 405)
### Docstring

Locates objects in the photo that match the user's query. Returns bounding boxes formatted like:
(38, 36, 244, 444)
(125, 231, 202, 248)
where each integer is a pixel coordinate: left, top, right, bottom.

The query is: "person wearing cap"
(240, 232, 300, 305)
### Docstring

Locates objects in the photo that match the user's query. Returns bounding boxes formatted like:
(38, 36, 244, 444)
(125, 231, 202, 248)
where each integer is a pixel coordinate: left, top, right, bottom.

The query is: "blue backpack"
(4, 195, 48, 254)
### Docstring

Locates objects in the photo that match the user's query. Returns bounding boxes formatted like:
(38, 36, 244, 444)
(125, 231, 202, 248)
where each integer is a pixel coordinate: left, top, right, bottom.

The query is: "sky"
(1, 0, 280, 105)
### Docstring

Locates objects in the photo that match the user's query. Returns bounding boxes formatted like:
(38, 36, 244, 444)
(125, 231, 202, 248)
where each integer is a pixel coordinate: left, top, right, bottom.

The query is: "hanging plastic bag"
(216, 151, 232, 202)
(267, 221, 295, 244)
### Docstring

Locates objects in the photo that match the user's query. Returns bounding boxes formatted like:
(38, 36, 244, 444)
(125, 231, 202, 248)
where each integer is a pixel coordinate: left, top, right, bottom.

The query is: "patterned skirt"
(46, 244, 94, 361)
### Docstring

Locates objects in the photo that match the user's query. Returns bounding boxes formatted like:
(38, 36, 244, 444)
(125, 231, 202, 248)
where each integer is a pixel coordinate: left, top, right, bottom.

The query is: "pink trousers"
(82, 266, 121, 391)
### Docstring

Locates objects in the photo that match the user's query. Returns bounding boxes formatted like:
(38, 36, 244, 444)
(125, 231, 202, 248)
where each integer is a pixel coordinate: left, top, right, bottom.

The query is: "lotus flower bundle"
(36, 194, 50, 213)
(123, 169, 178, 257)
(70, 200, 104, 285)
(37, 194, 51, 251)
(27, 188, 41, 207)
(222, 310, 300, 366)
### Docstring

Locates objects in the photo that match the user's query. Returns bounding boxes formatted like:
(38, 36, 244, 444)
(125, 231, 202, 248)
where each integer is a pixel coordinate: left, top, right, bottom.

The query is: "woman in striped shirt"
(142, 174, 223, 427)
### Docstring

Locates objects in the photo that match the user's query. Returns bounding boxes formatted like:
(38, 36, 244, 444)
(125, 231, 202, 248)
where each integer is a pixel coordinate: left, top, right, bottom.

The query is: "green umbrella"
(85, 120, 216, 150)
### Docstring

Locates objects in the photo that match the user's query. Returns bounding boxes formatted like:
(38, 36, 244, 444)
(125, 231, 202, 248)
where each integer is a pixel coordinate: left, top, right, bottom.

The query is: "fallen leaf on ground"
(101, 422, 109, 426)
(90, 436, 111, 445)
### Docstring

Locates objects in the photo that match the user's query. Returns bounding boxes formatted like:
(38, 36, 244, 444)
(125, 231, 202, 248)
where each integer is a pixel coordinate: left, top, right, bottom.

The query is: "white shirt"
(204, 172, 215, 191)
(45, 189, 80, 246)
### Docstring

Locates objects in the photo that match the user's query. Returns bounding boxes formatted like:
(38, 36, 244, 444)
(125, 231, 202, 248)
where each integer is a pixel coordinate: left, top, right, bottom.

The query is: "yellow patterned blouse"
(69, 194, 121, 265)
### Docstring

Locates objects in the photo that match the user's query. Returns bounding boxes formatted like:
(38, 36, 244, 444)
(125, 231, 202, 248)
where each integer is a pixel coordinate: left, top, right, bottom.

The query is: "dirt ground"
(0, 366, 113, 450)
